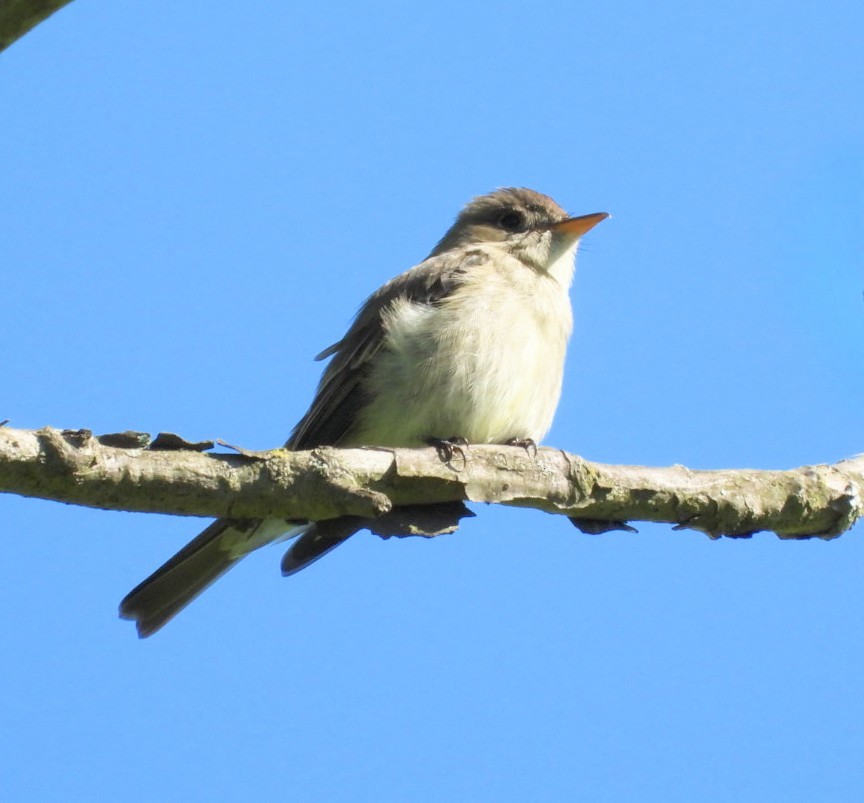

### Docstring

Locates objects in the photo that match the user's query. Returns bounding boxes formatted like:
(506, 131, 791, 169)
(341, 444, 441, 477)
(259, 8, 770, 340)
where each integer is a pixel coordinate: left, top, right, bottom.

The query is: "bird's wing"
(287, 248, 487, 449)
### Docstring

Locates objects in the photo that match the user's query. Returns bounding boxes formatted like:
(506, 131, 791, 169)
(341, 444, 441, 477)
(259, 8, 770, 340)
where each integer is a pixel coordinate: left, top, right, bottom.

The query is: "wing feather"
(287, 249, 485, 449)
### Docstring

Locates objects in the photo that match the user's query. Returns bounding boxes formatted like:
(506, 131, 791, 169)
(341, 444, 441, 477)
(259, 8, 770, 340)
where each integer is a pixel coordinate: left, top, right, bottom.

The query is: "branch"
(0, 426, 861, 540)
(0, 0, 74, 53)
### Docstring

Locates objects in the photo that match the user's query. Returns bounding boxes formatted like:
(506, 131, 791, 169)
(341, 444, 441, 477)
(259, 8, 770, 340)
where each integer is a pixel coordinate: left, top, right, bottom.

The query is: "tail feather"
(280, 518, 365, 576)
(121, 517, 364, 637)
(120, 518, 294, 638)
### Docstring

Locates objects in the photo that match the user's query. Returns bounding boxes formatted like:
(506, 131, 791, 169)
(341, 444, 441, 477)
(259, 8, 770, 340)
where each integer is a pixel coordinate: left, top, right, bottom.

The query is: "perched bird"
(120, 188, 608, 637)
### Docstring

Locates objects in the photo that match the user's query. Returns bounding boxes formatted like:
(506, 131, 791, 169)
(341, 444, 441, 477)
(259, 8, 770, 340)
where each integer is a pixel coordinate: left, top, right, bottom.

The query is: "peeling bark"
(1, 426, 861, 541)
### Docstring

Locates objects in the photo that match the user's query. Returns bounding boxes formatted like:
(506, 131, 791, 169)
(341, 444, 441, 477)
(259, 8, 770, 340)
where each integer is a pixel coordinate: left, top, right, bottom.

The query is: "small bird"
(120, 188, 608, 637)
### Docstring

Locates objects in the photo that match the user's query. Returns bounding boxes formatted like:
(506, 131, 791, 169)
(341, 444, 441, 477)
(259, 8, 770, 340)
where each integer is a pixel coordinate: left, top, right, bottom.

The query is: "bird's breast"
(355, 264, 572, 447)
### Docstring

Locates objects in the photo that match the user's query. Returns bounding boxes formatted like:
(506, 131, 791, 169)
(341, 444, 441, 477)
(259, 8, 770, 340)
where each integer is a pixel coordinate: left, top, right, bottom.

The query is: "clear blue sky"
(2, 1, 862, 800)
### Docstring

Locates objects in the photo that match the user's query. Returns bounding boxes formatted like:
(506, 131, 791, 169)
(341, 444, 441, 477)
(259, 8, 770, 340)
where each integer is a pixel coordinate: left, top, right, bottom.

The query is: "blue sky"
(2, 1, 862, 800)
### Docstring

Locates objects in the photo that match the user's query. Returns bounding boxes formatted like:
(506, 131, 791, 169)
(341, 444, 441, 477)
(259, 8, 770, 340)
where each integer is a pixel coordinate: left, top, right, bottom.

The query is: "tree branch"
(0, 426, 861, 540)
(0, 0, 74, 53)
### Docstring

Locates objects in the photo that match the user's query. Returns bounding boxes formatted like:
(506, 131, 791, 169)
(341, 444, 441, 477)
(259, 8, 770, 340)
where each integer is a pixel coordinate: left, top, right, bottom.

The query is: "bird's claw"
(428, 436, 469, 469)
(506, 437, 538, 457)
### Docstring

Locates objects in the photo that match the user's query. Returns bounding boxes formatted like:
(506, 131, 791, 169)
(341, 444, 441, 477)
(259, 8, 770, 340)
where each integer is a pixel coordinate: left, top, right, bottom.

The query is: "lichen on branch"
(0, 426, 861, 541)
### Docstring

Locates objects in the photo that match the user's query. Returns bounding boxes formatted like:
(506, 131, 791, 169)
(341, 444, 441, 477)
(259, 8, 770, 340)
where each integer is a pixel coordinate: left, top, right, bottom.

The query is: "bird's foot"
(428, 436, 469, 469)
(506, 437, 538, 457)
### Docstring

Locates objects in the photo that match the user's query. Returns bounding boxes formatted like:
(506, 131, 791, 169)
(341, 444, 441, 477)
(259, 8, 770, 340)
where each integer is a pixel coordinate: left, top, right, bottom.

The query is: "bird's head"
(430, 187, 608, 283)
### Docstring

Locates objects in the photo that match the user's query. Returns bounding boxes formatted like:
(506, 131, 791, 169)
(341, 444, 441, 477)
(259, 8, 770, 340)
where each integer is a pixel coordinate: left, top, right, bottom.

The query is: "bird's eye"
(497, 211, 526, 232)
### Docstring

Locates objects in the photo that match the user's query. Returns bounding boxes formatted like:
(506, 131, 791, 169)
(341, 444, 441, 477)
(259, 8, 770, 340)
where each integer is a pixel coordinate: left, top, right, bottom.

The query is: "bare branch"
(0, 426, 861, 540)
(0, 0, 74, 53)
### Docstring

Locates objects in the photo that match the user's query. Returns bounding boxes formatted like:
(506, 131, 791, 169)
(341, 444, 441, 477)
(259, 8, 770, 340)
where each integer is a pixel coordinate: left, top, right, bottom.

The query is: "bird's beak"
(551, 212, 610, 239)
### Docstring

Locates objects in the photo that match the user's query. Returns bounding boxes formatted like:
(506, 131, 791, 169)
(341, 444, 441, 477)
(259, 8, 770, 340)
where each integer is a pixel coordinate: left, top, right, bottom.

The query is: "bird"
(119, 187, 608, 637)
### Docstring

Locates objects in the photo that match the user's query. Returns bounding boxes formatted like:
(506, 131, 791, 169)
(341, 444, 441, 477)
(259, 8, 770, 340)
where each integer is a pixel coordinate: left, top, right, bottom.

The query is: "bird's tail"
(119, 517, 299, 638)
(280, 517, 365, 576)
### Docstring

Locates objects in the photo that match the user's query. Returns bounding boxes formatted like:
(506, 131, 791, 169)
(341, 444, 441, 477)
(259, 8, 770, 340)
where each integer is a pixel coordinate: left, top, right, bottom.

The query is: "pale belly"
(352, 277, 572, 447)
